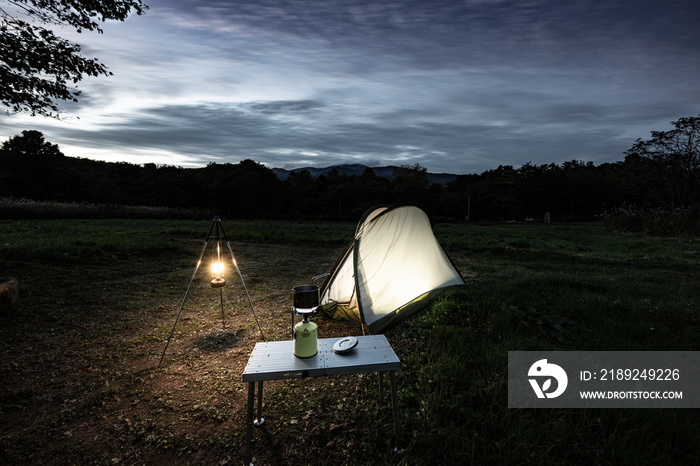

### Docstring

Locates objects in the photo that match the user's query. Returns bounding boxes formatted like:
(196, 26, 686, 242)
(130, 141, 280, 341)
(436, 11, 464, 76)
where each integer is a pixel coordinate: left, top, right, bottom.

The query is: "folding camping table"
(242, 334, 401, 465)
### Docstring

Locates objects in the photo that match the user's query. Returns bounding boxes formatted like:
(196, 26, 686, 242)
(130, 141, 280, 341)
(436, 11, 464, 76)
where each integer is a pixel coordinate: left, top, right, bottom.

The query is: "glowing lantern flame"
(212, 261, 224, 278)
(211, 258, 226, 288)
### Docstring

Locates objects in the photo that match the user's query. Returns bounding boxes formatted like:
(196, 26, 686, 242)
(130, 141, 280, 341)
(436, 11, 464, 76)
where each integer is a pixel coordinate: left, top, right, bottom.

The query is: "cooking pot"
(292, 284, 319, 310)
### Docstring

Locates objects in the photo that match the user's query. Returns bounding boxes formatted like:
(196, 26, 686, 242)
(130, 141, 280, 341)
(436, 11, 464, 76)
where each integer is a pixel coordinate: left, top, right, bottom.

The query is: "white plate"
(332, 336, 358, 354)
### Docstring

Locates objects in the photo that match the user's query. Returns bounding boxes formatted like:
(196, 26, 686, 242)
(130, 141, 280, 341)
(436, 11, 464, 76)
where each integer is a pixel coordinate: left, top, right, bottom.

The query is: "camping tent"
(320, 205, 466, 333)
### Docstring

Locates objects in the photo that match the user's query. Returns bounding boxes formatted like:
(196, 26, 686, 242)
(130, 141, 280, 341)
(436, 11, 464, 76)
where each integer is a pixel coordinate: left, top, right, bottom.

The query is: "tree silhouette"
(1, 0, 147, 117)
(1, 130, 63, 157)
(391, 163, 429, 205)
(625, 115, 700, 209)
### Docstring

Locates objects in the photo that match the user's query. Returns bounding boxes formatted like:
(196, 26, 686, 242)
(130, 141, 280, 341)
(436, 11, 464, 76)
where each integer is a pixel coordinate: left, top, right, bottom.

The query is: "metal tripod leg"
(219, 220, 265, 341)
(158, 219, 215, 368)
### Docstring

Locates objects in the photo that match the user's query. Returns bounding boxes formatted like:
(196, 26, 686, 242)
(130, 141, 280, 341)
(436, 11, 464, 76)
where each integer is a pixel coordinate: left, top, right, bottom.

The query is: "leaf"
(542, 379, 552, 392)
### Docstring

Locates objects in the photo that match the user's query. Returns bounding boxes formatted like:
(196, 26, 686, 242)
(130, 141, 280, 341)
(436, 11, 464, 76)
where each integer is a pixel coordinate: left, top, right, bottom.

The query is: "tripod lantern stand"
(158, 216, 265, 367)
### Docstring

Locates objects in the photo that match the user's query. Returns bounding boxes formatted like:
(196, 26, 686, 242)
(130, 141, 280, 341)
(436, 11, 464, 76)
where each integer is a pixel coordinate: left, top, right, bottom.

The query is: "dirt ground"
(1, 240, 391, 464)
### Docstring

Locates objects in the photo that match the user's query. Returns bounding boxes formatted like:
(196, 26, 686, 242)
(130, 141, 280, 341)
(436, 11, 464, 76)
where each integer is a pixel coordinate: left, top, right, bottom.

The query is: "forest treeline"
(0, 139, 661, 222)
(1, 127, 698, 228)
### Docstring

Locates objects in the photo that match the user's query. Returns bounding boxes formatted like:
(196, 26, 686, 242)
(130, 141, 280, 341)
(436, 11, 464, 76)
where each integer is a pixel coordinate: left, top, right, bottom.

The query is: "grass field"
(1, 219, 699, 465)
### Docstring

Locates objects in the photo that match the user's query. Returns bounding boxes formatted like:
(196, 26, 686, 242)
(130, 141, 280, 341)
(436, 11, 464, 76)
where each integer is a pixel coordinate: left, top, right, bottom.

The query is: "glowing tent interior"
(319, 205, 466, 333)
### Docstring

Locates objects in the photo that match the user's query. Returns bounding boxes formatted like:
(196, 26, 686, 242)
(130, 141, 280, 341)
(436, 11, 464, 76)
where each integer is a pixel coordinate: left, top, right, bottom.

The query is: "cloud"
(1, 0, 699, 175)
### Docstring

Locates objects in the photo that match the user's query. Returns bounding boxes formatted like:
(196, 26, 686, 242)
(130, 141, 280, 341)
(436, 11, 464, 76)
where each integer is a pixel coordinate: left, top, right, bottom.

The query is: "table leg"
(389, 371, 403, 452)
(378, 372, 384, 402)
(254, 381, 265, 426)
(245, 381, 255, 465)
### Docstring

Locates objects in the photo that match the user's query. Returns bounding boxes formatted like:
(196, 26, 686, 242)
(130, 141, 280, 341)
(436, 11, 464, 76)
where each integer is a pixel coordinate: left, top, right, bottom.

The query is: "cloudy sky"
(2, 0, 699, 174)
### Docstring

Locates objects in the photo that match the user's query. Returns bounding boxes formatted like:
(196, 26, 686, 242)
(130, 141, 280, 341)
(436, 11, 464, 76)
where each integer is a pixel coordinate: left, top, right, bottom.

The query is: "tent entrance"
(319, 205, 466, 333)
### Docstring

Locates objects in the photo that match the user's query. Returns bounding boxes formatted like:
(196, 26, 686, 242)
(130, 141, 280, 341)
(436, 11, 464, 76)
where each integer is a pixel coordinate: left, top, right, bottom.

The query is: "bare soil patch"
(1, 240, 390, 465)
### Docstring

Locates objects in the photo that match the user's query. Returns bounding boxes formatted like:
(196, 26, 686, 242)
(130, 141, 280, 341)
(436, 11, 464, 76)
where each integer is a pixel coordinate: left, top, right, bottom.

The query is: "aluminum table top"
(242, 334, 400, 382)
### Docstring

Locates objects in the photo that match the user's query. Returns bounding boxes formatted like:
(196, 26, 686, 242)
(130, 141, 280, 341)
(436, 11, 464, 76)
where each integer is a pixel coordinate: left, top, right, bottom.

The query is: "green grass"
(1, 220, 699, 465)
(389, 223, 700, 464)
(0, 218, 355, 263)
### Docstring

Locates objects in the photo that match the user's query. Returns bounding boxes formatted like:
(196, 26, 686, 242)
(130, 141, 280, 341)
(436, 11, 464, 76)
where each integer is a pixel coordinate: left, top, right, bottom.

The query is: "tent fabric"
(320, 205, 465, 333)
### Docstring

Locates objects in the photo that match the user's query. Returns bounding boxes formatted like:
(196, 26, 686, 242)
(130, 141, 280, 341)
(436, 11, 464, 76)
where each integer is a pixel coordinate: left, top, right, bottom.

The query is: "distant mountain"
(271, 164, 458, 185)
